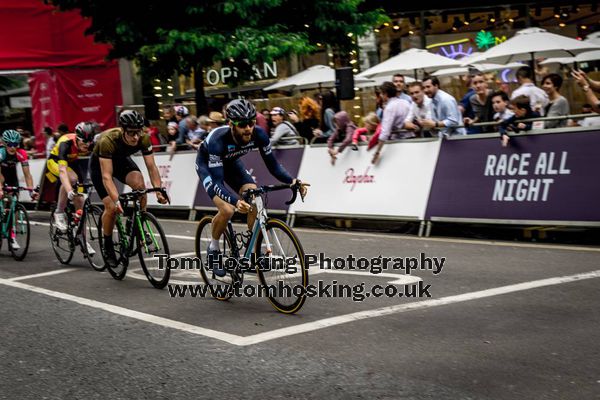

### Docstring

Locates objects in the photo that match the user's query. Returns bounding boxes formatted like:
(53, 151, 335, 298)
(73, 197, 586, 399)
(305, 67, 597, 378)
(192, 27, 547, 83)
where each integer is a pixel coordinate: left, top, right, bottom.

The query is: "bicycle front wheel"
(255, 218, 308, 314)
(82, 205, 105, 271)
(101, 215, 128, 280)
(10, 203, 30, 261)
(136, 212, 170, 289)
(49, 209, 74, 264)
(195, 215, 234, 301)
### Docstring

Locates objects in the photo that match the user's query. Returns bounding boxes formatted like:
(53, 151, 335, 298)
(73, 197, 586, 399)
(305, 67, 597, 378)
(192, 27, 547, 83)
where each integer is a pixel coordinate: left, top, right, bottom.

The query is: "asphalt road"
(1, 211, 599, 400)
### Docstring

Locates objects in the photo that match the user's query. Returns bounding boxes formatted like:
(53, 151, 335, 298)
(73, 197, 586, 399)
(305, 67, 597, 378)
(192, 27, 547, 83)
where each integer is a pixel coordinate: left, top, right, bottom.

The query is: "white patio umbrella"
(357, 48, 460, 79)
(540, 50, 600, 65)
(354, 74, 415, 89)
(432, 62, 525, 77)
(464, 28, 600, 66)
(263, 65, 371, 91)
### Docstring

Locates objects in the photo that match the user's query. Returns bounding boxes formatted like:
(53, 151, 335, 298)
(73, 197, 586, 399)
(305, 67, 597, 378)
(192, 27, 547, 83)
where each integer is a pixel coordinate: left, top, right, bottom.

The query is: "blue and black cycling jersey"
(195, 125, 293, 206)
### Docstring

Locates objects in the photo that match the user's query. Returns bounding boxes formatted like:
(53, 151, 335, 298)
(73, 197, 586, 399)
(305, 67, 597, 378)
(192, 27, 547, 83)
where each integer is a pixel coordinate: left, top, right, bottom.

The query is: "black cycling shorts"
(90, 154, 141, 200)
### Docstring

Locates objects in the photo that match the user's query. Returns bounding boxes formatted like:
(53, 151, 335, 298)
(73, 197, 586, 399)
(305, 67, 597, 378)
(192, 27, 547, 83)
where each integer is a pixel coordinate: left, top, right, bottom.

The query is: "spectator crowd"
(13, 65, 599, 166)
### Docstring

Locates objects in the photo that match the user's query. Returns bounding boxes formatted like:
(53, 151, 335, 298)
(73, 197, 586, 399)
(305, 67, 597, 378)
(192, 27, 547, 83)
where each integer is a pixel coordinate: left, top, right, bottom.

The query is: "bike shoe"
(102, 236, 118, 268)
(207, 246, 225, 277)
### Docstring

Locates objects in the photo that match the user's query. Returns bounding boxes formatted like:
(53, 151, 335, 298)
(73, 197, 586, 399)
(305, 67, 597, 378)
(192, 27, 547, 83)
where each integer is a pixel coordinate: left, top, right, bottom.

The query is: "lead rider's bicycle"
(195, 182, 308, 314)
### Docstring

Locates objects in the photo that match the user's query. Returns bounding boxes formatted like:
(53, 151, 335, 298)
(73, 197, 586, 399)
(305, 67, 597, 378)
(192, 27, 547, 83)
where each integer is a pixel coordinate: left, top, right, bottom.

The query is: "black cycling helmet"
(74, 121, 94, 143)
(226, 99, 256, 122)
(119, 110, 144, 130)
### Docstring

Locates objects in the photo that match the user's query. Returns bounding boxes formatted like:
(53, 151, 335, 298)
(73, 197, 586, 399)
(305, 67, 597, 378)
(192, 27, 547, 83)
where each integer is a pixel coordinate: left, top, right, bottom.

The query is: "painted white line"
(31, 219, 600, 252)
(31, 220, 194, 242)
(1, 269, 599, 346)
(139, 251, 196, 262)
(164, 234, 195, 241)
(0, 277, 244, 345)
(8, 269, 77, 281)
(30, 221, 50, 227)
(235, 269, 600, 346)
(319, 269, 421, 285)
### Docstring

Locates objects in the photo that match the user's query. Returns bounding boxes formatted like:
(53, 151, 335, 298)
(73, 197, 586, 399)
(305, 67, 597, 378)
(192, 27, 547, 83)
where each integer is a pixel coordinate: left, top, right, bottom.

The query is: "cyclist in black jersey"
(195, 99, 308, 276)
(89, 110, 168, 267)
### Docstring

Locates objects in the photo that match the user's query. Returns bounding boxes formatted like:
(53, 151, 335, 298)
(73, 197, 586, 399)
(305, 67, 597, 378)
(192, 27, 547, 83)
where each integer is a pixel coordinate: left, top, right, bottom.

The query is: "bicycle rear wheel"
(50, 209, 74, 264)
(10, 203, 30, 261)
(195, 216, 234, 301)
(255, 218, 308, 314)
(136, 211, 170, 289)
(82, 205, 105, 271)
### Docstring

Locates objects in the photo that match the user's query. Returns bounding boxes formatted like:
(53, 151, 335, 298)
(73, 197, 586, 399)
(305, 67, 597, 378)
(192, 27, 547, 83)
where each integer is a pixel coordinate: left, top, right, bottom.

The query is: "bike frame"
(115, 198, 161, 259)
(1, 194, 17, 238)
(224, 194, 285, 279)
(1, 188, 26, 239)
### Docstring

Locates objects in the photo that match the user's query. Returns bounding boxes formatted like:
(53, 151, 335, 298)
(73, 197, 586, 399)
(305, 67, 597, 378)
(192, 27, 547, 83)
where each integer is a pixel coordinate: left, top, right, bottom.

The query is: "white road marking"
(236, 269, 600, 346)
(0, 277, 244, 345)
(8, 269, 77, 281)
(139, 251, 196, 262)
(30, 221, 195, 242)
(318, 269, 421, 285)
(1, 269, 598, 346)
(30, 218, 600, 252)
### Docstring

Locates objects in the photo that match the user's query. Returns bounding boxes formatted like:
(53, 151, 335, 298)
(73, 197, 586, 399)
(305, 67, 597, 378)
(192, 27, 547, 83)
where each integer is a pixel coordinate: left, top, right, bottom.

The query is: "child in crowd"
(499, 95, 540, 147)
(167, 121, 179, 157)
(490, 91, 514, 123)
(327, 111, 356, 165)
(351, 112, 381, 151)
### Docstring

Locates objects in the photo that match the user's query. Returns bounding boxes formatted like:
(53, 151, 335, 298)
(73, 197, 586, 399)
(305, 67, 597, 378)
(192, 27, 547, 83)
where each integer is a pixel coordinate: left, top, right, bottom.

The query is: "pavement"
(1, 211, 599, 399)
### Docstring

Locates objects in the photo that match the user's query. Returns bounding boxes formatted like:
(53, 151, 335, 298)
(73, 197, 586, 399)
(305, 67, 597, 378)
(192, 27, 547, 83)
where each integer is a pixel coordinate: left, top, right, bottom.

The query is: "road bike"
(99, 188, 171, 289)
(195, 182, 308, 314)
(49, 183, 104, 270)
(0, 185, 35, 261)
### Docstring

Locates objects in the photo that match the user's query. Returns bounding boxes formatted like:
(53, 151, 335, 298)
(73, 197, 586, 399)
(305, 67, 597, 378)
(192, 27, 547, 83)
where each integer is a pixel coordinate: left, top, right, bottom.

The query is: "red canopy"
(0, 0, 111, 70)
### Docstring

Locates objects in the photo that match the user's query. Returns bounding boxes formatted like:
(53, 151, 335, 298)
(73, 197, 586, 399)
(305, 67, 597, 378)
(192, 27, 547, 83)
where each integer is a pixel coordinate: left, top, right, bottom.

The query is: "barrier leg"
(425, 221, 433, 237)
(286, 214, 296, 228)
(418, 221, 425, 237)
(188, 209, 197, 221)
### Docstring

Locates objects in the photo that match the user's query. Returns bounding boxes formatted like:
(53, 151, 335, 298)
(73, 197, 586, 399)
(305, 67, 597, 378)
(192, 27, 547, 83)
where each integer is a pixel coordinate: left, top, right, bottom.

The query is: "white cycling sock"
(209, 239, 220, 251)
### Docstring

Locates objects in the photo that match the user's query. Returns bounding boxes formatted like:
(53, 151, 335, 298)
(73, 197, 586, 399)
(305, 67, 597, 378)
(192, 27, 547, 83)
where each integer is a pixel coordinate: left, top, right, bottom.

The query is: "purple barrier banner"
(425, 130, 600, 223)
(194, 147, 304, 212)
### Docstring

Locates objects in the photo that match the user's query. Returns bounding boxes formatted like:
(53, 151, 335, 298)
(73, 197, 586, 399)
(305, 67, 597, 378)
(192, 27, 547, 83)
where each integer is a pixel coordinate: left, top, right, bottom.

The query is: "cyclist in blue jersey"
(195, 99, 308, 276)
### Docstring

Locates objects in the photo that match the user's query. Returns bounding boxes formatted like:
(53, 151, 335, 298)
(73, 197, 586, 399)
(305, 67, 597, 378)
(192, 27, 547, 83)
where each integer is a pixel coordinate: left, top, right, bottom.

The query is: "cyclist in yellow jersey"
(47, 122, 94, 232)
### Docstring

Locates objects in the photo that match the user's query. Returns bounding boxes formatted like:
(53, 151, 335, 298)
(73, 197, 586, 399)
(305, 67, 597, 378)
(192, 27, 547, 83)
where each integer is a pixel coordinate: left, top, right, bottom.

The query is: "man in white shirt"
(511, 66, 549, 115)
(403, 81, 433, 137)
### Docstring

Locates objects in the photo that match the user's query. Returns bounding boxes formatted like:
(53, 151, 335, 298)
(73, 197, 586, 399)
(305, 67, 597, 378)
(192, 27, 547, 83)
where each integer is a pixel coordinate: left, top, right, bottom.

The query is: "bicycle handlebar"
(242, 181, 304, 205)
(119, 187, 171, 204)
(2, 185, 39, 194)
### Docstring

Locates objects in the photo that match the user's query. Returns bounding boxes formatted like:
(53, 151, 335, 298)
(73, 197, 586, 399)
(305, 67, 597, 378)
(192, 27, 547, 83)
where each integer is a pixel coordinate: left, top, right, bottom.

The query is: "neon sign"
(475, 31, 495, 49)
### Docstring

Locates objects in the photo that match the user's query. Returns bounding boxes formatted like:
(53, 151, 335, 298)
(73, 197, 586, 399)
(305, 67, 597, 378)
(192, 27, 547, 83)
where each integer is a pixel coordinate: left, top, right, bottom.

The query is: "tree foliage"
(47, 0, 387, 110)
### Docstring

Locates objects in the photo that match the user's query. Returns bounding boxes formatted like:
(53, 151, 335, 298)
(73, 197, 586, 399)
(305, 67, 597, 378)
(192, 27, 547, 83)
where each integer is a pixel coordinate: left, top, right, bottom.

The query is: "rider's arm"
(56, 141, 74, 193)
(197, 141, 239, 206)
(99, 158, 120, 203)
(142, 154, 162, 190)
(256, 129, 294, 184)
(21, 164, 34, 189)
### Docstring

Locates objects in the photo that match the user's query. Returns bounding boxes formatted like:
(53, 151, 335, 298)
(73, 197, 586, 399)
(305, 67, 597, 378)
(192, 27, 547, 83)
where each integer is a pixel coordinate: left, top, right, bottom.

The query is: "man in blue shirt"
(393, 74, 413, 104)
(195, 99, 308, 276)
(420, 76, 466, 137)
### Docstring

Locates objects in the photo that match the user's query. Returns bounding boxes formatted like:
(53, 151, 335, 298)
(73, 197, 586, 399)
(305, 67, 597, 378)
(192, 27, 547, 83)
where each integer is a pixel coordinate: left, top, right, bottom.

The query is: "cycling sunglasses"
(230, 119, 256, 128)
(6, 142, 19, 148)
(124, 129, 142, 137)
